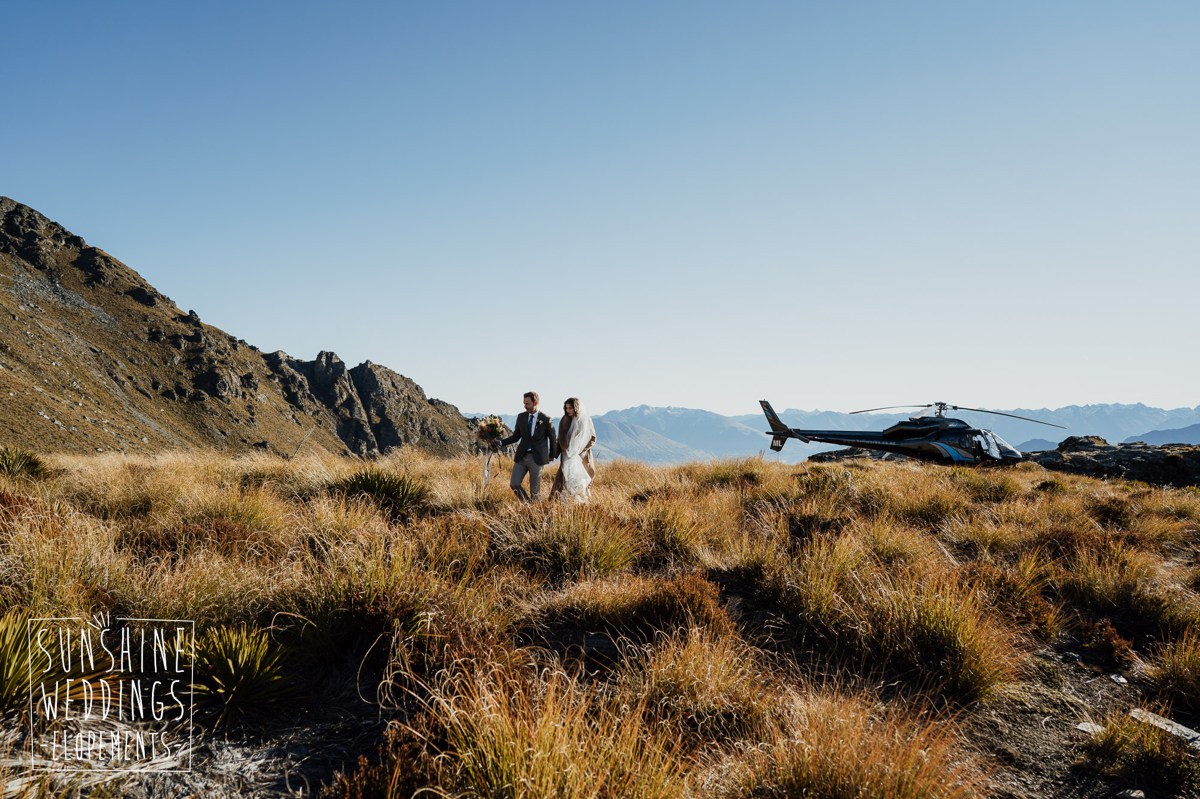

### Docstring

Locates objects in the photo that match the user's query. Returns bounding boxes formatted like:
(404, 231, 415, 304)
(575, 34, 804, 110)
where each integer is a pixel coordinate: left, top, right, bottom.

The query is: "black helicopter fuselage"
(760, 401, 1024, 465)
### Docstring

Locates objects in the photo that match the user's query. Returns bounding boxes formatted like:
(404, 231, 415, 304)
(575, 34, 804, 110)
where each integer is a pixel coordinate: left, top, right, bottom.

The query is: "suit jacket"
(500, 410, 557, 466)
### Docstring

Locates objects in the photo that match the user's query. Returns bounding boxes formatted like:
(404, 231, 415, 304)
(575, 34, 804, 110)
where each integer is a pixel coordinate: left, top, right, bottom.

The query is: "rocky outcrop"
(807, 448, 873, 463)
(0, 196, 473, 457)
(265, 351, 378, 456)
(350, 362, 474, 455)
(1027, 437, 1200, 488)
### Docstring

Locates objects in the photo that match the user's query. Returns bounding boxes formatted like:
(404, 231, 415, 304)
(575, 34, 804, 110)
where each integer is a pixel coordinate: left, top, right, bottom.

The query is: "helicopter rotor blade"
(850, 404, 932, 415)
(948, 405, 1068, 429)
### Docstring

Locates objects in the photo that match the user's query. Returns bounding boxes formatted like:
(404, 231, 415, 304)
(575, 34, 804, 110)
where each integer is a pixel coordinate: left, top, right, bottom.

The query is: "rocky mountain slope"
(0, 197, 473, 457)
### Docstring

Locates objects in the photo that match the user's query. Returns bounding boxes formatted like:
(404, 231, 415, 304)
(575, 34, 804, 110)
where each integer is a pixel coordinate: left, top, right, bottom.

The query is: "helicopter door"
(977, 432, 1002, 460)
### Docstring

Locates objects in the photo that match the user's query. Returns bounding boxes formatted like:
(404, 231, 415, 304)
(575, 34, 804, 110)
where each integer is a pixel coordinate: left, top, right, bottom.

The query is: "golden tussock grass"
(1085, 704, 1200, 792)
(722, 689, 985, 799)
(489, 502, 644, 581)
(1147, 629, 1200, 712)
(417, 658, 690, 799)
(535, 571, 735, 644)
(623, 627, 780, 745)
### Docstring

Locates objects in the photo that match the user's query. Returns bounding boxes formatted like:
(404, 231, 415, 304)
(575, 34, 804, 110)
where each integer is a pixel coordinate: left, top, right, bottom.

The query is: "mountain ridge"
(0, 197, 474, 457)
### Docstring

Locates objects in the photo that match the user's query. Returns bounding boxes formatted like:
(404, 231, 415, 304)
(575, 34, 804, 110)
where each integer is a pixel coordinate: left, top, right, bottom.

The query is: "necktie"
(529, 413, 536, 437)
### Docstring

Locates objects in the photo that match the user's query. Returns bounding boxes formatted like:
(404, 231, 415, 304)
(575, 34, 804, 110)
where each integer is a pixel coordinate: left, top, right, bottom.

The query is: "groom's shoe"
(512, 486, 531, 502)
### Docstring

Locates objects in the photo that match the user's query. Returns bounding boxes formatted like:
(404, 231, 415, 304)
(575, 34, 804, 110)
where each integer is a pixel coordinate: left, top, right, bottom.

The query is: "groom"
(495, 391, 557, 502)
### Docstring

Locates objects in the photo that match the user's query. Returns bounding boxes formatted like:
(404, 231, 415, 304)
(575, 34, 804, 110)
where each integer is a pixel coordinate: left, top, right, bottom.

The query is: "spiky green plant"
(0, 610, 48, 716)
(1, 612, 109, 721)
(330, 468, 429, 523)
(191, 625, 294, 729)
(0, 446, 47, 480)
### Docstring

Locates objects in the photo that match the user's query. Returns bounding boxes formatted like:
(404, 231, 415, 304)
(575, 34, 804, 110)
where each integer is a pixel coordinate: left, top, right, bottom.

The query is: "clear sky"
(5, 2, 1198, 416)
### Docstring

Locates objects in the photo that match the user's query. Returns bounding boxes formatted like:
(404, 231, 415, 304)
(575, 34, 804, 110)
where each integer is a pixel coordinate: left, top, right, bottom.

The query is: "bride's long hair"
(559, 397, 580, 439)
(559, 397, 593, 456)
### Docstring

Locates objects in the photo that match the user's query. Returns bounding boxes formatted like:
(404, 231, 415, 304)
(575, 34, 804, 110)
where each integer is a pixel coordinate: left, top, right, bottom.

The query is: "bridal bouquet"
(476, 415, 505, 443)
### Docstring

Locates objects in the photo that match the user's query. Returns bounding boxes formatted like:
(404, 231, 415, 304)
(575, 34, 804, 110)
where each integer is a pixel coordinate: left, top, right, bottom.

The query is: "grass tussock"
(537, 572, 734, 644)
(1147, 629, 1200, 712)
(1086, 706, 1200, 794)
(963, 554, 1065, 641)
(679, 457, 771, 492)
(1053, 542, 1191, 635)
(949, 467, 1023, 503)
(491, 504, 642, 581)
(725, 690, 984, 799)
(626, 628, 779, 744)
(763, 533, 1016, 703)
(870, 571, 1018, 702)
(421, 660, 689, 799)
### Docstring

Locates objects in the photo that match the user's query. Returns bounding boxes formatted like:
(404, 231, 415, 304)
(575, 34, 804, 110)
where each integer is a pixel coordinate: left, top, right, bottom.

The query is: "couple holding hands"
(493, 391, 595, 503)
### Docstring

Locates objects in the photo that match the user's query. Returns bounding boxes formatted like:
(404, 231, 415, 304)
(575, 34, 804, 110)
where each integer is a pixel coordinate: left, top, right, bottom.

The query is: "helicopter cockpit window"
(984, 431, 1003, 458)
(980, 432, 1002, 460)
(991, 432, 1022, 458)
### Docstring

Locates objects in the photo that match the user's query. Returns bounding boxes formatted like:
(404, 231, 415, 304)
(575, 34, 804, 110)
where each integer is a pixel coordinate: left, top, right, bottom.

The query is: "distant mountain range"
(1125, 423, 1200, 446)
(481, 403, 1200, 464)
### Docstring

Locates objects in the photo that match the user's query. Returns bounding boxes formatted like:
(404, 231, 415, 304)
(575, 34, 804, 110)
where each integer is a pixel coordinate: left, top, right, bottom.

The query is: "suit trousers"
(510, 453, 543, 501)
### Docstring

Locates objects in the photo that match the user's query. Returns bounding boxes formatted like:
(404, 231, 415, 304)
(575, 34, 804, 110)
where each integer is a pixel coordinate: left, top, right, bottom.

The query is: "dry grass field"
(2, 447, 1200, 797)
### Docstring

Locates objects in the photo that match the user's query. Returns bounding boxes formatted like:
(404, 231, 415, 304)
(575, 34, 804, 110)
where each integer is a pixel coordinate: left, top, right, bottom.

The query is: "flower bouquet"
(476, 415, 507, 487)
(477, 415, 505, 443)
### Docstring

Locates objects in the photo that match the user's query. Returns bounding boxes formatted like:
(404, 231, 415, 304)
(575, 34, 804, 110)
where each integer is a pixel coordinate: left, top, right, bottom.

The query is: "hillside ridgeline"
(0, 197, 472, 457)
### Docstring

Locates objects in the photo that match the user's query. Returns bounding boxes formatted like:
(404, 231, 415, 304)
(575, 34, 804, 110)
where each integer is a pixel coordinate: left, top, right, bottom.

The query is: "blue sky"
(5, 2, 1198, 415)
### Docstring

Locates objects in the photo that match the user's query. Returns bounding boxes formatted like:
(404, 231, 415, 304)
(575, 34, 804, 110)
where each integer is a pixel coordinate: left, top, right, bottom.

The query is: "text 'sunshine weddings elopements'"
(27, 616, 194, 771)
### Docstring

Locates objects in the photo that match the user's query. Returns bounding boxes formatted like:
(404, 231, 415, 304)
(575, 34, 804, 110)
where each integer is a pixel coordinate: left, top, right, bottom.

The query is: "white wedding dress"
(559, 404, 596, 502)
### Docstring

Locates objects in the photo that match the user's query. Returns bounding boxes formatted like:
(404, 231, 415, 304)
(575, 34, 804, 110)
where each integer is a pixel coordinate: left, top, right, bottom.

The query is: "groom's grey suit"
(499, 410, 557, 501)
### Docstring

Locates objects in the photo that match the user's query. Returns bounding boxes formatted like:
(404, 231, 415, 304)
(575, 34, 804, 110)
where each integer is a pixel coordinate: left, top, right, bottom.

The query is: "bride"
(553, 397, 596, 502)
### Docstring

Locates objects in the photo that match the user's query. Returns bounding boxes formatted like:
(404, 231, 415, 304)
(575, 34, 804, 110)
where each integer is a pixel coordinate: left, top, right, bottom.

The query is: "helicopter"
(760, 400, 1067, 465)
